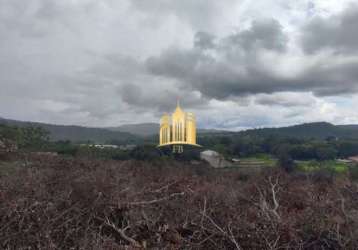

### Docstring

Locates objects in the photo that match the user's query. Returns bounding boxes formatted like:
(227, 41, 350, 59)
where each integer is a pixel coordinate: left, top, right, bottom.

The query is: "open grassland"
(0, 154, 358, 249)
(296, 160, 350, 173)
(236, 153, 278, 167)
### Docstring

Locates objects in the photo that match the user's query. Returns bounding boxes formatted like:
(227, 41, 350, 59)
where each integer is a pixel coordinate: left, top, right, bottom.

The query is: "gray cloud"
(129, 0, 236, 32)
(302, 3, 358, 54)
(194, 31, 216, 50)
(255, 93, 317, 107)
(146, 16, 358, 100)
(0, 0, 358, 129)
(223, 19, 288, 52)
(146, 18, 290, 99)
(119, 82, 209, 115)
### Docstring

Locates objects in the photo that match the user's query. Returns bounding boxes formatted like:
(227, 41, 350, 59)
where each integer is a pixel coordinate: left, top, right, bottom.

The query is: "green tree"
(129, 145, 160, 160)
(315, 145, 337, 160)
(275, 143, 295, 172)
(18, 126, 50, 150)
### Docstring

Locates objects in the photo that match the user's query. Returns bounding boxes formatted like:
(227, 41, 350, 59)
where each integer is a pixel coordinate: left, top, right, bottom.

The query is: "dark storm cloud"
(224, 19, 288, 52)
(302, 4, 358, 54)
(146, 19, 288, 99)
(146, 17, 358, 100)
(147, 18, 289, 97)
(118, 82, 209, 114)
(148, 48, 358, 98)
(147, 49, 207, 79)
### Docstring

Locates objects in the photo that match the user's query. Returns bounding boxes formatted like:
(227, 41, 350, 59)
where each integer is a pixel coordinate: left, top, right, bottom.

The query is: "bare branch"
(104, 217, 141, 248)
(128, 192, 185, 206)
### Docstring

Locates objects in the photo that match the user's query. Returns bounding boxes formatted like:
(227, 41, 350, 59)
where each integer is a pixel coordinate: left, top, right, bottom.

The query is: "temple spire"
(158, 99, 200, 152)
(174, 97, 183, 113)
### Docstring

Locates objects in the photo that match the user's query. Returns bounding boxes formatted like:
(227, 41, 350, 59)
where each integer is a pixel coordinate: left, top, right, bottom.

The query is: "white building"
(200, 150, 232, 168)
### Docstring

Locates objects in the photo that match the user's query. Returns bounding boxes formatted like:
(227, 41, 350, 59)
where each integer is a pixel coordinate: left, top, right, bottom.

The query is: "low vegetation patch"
(296, 160, 349, 173)
(237, 153, 278, 167)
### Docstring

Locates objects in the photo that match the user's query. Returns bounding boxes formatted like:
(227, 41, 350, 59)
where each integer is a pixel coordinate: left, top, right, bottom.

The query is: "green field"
(232, 154, 351, 174)
(234, 153, 278, 167)
(296, 160, 349, 173)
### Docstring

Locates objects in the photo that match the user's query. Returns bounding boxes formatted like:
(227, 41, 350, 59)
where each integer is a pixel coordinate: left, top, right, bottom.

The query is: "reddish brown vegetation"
(0, 155, 358, 249)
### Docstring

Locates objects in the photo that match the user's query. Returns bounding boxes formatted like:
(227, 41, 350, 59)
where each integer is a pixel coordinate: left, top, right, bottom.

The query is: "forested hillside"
(240, 122, 358, 139)
(0, 117, 140, 144)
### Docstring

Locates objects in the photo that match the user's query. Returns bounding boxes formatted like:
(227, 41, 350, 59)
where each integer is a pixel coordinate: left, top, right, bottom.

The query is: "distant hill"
(0, 117, 140, 144)
(338, 124, 358, 130)
(108, 123, 226, 136)
(107, 123, 159, 136)
(0, 117, 225, 143)
(241, 122, 358, 139)
(1, 116, 358, 143)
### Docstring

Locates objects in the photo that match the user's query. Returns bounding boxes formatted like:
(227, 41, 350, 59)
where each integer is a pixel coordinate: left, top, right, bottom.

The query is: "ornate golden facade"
(158, 101, 200, 153)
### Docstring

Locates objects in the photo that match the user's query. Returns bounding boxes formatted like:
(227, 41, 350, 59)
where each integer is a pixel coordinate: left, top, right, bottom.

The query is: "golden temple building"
(158, 101, 200, 153)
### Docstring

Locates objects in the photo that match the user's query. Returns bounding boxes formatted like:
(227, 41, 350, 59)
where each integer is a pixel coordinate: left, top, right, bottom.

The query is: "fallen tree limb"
(128, 192, 185, 206)
(104, 217, 141, 248)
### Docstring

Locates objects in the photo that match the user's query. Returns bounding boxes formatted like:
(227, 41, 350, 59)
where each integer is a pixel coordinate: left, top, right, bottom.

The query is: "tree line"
(2, 123, 358, 164)
(199, 134, 358, 160)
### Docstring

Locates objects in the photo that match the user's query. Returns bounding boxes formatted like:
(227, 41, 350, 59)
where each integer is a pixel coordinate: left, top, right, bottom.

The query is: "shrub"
(129, 144, 161, 160)
(349, 164, 358, 181)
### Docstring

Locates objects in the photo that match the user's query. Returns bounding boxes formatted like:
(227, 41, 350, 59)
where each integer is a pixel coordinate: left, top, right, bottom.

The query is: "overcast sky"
(1, 0, 358, 130)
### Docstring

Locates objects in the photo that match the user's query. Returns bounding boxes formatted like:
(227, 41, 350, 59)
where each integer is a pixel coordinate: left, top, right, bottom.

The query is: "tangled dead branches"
(0, 156, 358, 249)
